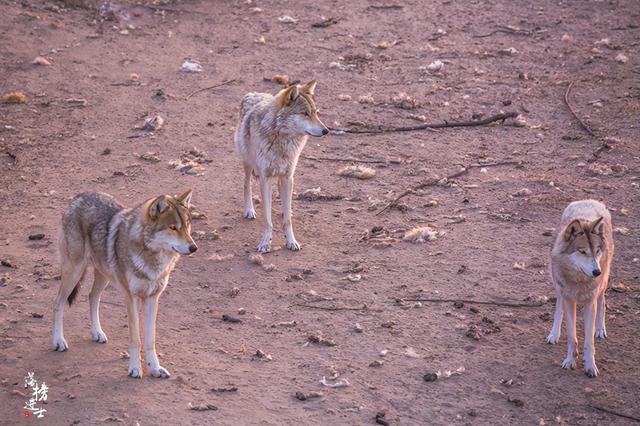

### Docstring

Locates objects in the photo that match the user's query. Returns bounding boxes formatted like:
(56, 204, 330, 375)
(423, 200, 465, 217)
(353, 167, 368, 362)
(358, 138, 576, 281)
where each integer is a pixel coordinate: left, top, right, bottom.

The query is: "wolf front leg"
(583, 300, 599, 377)
(125, 294, 143, 378)
(561, 298, 578, 370)
(257, 176, 273, 253)
(279, 175, 300, 251)
(546, 293, 563, 344)
(143, 294, 170, 378)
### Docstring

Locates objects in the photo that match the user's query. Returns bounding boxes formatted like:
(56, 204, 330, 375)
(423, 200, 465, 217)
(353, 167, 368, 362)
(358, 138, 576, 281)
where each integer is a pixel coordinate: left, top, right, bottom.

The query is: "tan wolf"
(234, 80, 329, 253)
(546, 199, 614, 377)
(52, 190, 197, 378)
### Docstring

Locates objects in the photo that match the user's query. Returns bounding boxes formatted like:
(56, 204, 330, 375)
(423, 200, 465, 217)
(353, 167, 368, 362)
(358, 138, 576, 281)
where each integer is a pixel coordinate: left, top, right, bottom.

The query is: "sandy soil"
(1, 0, 639, 424)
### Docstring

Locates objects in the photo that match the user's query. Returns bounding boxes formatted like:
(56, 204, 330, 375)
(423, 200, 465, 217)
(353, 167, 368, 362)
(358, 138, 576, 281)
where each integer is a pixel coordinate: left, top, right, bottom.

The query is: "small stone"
(453, 301, 464, 309)
(262, 263, 276, 272)
(369, 360, 384, 367)
(237, 308, 246, 315)
(354, 323, 364, 333)
(375, 411, 390, 425)
(615, 53, 628, 63)
(426, 60, 444, 72)
(28, 233, 45, 240)
(466, 325, 481, 340)
(294, 391, 323, 401)
(222, 314, 241, 323)
(229, 287, 240, 297)
(32, 56, 51, 66)
(508, 397, 524, 407)
(423, 372, 438, 382)
(498, 47, 518, 55)
(512, 188, 532, 197)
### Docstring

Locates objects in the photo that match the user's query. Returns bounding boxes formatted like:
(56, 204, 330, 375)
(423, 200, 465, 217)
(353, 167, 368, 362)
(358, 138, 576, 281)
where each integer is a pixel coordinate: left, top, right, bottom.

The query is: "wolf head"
(276, 80, 329, 137)
(145, 189, 197, 255)
(562, 216, 605, 278)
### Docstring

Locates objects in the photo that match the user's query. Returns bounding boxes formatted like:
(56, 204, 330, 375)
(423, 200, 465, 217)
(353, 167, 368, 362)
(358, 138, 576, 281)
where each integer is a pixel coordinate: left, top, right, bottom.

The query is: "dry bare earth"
(1, 0, 639, 425)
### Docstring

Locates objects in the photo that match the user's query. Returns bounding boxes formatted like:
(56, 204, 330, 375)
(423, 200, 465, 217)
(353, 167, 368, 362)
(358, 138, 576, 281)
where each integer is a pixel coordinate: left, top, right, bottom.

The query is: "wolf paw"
(53, 337, 68, 352)
(595, 328, 607, 339)
(584, 359, 599, 377)
(561, 356, 577, 370)
(286, 239, 301, 251)
(90, 329, 108, 344)
(546, 332, 560, 344)
(150, 366, 171, 379)
(128, 365, 142, 379)
(257, 241, 272, 253)
(244, 209, 256, 220)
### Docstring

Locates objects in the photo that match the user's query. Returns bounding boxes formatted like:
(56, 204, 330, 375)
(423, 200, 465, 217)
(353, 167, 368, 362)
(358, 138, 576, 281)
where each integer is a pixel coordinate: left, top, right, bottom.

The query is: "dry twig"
(300, 155, 393, 164)
(473, 26, 533, 38)
(564, 82, 596, 136)
(186, 79, 237, 100)
(376, 160, 523, 215)
(590, 405, 640, 422)
(334, 112, 517, 134)
(292, 303, 368, 311)
(395, 297, 546, 308)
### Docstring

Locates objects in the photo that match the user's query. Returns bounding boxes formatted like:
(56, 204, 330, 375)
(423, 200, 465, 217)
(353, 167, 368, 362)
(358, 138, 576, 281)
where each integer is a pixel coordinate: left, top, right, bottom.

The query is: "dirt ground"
(0, 0, 639, 424)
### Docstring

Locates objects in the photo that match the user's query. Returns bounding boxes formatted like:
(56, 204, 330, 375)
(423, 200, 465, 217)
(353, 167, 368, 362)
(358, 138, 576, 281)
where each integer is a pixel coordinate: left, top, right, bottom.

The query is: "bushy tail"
(57, 225, 86, 307)
(67, 277, 83, 306)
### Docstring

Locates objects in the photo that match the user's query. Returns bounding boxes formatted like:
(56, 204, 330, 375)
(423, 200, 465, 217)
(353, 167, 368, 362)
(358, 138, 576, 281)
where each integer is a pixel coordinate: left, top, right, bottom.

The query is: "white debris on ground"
(337, 165, 376, 179)
(403, 226, 443, 243)
(180, 60, 203, 73)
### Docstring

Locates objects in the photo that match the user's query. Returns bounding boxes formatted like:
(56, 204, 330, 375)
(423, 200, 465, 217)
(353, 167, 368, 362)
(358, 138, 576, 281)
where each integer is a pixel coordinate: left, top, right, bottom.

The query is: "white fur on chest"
(257, 134, 307, 177)
(127, 251, 177, 297)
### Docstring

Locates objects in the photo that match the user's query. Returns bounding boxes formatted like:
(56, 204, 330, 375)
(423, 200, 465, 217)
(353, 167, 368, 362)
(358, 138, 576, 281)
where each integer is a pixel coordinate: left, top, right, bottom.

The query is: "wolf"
(546, 199, 614, 377)
(234, 80, 329, 253)
(52, 190, 197, 378)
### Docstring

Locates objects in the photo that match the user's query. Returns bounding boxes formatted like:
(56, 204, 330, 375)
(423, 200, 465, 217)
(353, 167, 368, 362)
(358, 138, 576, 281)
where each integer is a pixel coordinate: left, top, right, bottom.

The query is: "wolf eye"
(169, 225, 178, 231)
(578, 249, 587, 255)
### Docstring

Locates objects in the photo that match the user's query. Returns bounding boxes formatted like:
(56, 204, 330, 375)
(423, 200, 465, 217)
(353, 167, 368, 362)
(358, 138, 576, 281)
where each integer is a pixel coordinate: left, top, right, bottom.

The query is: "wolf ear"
(283, 85, 299, 105)
(176, 189, 193, 208)
(590, 216, 604, 235)
(149, 196, 169, 220)
(302, 80, 317, 95)
(563, 219, 582, 242)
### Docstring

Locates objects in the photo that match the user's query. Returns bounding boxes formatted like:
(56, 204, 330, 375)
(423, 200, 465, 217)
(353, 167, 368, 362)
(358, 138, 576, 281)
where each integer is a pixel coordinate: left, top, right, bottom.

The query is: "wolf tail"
(66, 273, 84, 306)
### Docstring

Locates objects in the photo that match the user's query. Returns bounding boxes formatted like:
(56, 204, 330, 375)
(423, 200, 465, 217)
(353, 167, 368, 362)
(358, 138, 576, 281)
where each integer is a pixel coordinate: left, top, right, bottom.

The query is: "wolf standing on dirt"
(546, 200, 614, 377)
(53, 190, 197, 378)
(234, 80, 329, 253)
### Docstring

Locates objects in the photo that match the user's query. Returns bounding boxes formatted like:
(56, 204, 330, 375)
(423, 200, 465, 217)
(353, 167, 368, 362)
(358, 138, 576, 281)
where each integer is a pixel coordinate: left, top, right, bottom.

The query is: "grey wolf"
(52, 190, 197, 378)
(234, 80, 329, 253)
(546, 199, 614, 377)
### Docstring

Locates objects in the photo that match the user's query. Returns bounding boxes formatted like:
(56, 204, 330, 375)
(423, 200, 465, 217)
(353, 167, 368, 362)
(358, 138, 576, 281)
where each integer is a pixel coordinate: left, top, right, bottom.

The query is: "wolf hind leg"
(243, 163, 257, 220)
(53, 250, 87, 352)
(89, 271, 109, 343)
(257, 176, 273, 253)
